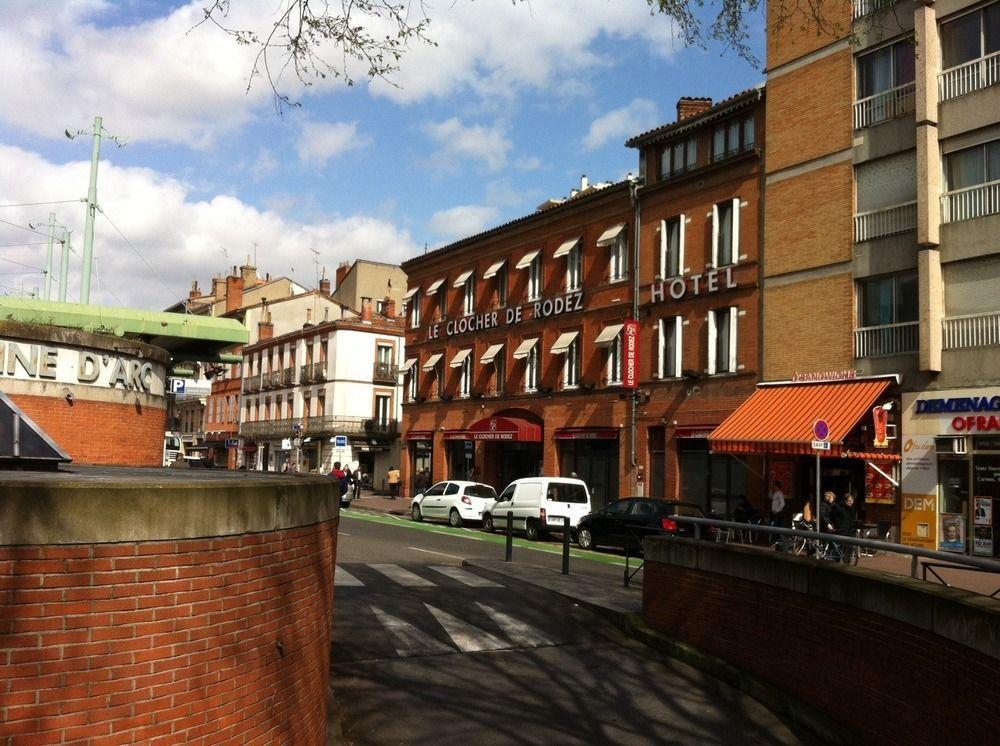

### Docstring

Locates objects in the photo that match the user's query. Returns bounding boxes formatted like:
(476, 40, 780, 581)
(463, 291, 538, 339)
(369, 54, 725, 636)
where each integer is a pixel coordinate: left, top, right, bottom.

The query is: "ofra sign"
(650, 266, 737, 304)
(428, 291, 584, 340)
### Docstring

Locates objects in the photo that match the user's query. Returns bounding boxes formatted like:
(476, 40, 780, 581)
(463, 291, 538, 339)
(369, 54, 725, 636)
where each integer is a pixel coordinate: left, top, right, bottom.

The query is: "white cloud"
(423, 118, 511, 172)
(296, 122, 370, 167)
(249, 147, 279, 180)
(428, 205, 500, 242)
(583, 98, 660, 151)
(0, 145, 418, 308)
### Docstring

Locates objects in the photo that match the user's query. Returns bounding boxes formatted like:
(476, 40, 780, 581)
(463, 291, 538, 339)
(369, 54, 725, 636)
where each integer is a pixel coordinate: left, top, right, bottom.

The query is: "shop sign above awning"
(708, 377, 895, 457)
(593, 323, 624, 348)
(515, 250, 540, 269)
(467, 414, 542, 442)
(480, 343, 504, 365)
(550, 330, 579, 355)
(553, 237, 580, 258)
(421, 352, 443, 371)
(452, 269, 474, 288)
(512, 337, 538, 359)
(400, 357, 418, 372)
(554, 428, 620, 440)
(426, 278, 445, 294)
(596, 223, 626, 246)
(443, 430, 471, 440)
(483, 259, 506, 279)
(405, 430, 434, 441)
(449, 348, 472, 368)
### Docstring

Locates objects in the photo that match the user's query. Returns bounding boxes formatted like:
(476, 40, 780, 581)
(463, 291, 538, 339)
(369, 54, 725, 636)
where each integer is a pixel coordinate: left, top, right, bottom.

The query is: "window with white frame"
(609, 232, 627, 281)
(463, 273, 476, 316)
(528, 254, 543, 300)
(659, 216, 684, 278)
(494, 353, 506, 396)
(459, 353, 472, 398)
(743, 115, 755, 150)
(525, 343, 540, 392)
(374, 394, 392, 426)
(662, 136, 698, 178)
(496, 265, 508, 306)
(607, 333, 622, 385)
(946, 139, 1000, 192)
(708, 307, 738, 375)
(437, 286, 448, 320)
(657, 317, 682, 378)
(566, 243, 583, 291)
(407, 369, 418, 402)
(941, 3, 1000, 71)
(409, 290, 422, 328)
(712, 199, 740, 267)
(435, 359, 444, 398)
(712, 119, 746, 161)
(563, 337, 580, 388)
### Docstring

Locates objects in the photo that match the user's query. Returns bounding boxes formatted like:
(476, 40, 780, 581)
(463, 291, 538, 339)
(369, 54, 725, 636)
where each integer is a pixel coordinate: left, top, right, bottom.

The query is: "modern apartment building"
(756, 0, 1000, 556)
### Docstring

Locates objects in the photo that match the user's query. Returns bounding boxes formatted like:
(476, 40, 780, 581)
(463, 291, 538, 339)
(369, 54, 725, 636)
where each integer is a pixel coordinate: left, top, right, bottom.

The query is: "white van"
(482, 477, 592, 541)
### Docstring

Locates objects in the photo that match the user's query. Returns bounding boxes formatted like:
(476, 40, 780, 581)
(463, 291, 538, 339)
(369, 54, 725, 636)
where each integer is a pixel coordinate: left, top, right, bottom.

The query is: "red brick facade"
(0, 521, 337, 744)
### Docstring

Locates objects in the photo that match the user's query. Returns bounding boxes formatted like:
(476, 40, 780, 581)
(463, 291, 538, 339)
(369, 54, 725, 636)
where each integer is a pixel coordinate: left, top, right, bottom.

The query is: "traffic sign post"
(812, 419, 831, 532)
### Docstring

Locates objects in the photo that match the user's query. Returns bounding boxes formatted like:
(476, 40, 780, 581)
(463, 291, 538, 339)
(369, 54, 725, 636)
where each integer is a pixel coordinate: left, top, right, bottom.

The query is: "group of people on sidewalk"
(766, 480, 863, 562)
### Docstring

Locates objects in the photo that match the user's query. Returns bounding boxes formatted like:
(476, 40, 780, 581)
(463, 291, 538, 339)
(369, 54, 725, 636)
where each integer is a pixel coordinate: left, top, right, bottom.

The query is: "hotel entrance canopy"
(709, 376, 897, 457)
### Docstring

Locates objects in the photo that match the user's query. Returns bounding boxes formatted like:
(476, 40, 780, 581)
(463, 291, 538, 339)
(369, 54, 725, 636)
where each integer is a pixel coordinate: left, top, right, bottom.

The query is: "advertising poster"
(901, 436, 938, 549)
(939, 513, 965, 552)
(973, 526, 994, 557)
(865, 461, 897, 504)
(974, 497, 993, 526)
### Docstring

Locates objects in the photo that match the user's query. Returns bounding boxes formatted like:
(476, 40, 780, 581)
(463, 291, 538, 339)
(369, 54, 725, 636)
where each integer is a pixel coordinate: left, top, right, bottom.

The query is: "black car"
(575, 498, 713, 551)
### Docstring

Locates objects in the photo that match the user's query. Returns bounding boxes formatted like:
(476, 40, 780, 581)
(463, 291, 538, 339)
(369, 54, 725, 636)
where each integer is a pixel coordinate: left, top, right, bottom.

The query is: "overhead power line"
(0, 217, 51, 237)
(0, 199, 80, 209)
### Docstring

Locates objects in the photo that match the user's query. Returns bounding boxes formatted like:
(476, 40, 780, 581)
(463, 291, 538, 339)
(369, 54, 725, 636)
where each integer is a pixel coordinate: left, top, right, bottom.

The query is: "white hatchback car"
(410, 481, 498, 528)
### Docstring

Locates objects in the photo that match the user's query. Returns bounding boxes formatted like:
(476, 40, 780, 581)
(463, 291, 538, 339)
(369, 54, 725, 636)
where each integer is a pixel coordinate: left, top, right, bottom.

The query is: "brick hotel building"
(400, 90, 767, 514)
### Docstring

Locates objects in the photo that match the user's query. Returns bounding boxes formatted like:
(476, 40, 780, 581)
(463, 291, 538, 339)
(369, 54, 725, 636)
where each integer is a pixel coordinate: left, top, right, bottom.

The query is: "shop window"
(609, 232, 628, 282)
(858, 271, 918, 327)
(712, 199, 740, 267)
(708, 307, 738, 375)
(657, 316, 682, 378)
(659, 216, 684, 278)
(528, 254, 543, 301)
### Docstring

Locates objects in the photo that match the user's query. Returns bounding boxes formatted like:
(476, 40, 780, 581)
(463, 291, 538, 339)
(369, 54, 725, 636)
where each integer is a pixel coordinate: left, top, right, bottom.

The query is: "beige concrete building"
(330, 259, 407, 314)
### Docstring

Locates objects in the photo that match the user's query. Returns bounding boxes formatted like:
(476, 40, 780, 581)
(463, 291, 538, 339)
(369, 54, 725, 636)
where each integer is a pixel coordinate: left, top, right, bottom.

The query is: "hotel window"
(566, 243, 583, 291)
(609, 232, 627, 281)
(459, 353, 472, 398)
(518, 340, 540, 393)
(551, 331, 580, 389)
(657, 317, 682, 379)
(659, 216, 684, 278)
(496, 265, 508, 306)
(712, 199, 740, 267)
(407, 368, 418, 402)
(859, 272, 918, 328)
(941, 3, 1000, 71)
(437, 286, 448, 320)
(453, 270, 475, 316)
(661, 135, 698, 178)
(374, 394, 392, 426)
(408, 290, 422, 328)
(494, 353, 506, 396)
(435, 359, 444, 398)
(708, 307, 738, 375)
(421, 353, 444, 399)
(607, 333, 622, 385)
(528, 253, 543, 301)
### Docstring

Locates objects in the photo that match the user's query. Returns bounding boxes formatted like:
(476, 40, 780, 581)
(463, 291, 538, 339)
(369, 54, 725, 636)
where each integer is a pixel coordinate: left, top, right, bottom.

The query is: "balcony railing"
(241, 416, 399, 439)
(854, 200, 917, 242)
(943, 312, 1000, 350)
(942, 180, 1000, 224)
(853, 82, 915, 129)
(312, 361, 327, 382)
(244, 376, 261, 394)
(852, 0, 894, 20)
(939, 51, 1000, 102)
(282, 368, 295, 386)
(854, 321, 919, 358)
(373, 361, 399, 383)
(300, 364, 313, 384)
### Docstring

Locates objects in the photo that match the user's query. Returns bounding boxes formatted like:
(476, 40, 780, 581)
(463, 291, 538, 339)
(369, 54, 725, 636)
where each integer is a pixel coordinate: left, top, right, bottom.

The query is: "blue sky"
(0, 0, 764, 309)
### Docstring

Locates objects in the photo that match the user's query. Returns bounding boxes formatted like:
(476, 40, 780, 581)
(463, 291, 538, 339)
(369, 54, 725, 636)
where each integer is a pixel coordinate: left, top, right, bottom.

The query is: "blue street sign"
(225, 438, 239, 449)
(334, 435, 348, 448)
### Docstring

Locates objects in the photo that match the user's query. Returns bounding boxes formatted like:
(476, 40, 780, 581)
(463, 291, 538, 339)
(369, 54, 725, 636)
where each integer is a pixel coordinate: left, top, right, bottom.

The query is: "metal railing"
(939, 50, 1000, 102)
(311, 361, 327, 381)
(942, 179, 1000, 223)
(240, 415, 399, 438)
(282, 368, 295, 386)
(943, 311, 1000, 349)
(244, 376, 261, 394)
(373, 361, 399, 383)
(300, 364, 313, 384)
(671, 516, 1000, 587)
(852, 0, 894, 20)
(854, 321, 919, 357)
(854, 200, 917, 242)
(853, 82, 915, 129)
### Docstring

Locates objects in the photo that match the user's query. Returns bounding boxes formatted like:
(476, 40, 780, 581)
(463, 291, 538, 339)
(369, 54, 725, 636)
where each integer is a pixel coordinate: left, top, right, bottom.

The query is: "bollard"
(562, 516, 570, 575)
(505, 510, 513, 562)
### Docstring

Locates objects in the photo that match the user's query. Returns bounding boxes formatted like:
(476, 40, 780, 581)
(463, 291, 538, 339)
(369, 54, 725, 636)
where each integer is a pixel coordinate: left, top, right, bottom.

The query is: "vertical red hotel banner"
(623, 319, 639, 389)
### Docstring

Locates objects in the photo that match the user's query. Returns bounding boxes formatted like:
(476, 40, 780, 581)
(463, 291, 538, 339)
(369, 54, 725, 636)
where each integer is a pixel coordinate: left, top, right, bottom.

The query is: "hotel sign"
(428, 291, 584, 340)
(650, 266, 737, 305)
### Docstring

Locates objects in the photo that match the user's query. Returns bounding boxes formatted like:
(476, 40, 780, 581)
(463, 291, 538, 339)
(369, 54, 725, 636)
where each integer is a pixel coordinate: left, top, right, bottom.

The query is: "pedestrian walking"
(387, 466, 401, 499)
(414, 468, 430, 495)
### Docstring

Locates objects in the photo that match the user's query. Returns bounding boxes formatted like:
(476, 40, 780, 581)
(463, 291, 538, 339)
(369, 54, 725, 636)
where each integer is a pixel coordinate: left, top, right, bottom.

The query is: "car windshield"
(465, 484, 497, 499)
(547, 483, 588, 504)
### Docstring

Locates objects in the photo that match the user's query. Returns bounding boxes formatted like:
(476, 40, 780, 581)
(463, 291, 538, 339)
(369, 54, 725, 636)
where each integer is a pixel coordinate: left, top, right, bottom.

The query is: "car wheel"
(411, 504, 423, 522)
(448, 508, 463, 528)
(524, 519, 540, 541)
(482, 513, 494, 533)
(577, 528, 594, 550)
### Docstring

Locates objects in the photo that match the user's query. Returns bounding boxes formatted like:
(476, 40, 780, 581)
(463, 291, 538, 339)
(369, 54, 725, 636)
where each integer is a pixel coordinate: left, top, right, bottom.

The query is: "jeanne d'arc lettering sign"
(649, 266, 737, 304)
(429, 290, 585, 340)
(0, 338, 161, 394)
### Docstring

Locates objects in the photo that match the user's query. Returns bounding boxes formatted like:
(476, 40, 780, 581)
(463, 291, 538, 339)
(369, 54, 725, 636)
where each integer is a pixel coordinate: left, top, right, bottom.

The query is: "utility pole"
(59, 229, 72, 302)
(66, 116, 125, 305)
(45, 213, 55, 300)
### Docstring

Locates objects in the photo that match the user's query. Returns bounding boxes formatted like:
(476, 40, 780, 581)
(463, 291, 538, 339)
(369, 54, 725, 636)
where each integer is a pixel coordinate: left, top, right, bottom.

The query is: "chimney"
(225, 275, 244, 313)
(335, 262, 351, 289)
(361, 297, 373, 321)
(580, 174, 589, 191)
(212, 276, 225, 299)
(319, 277, 331, 295)
(240, 264, 258, 288)
(258, 305, 273, 340)
(676, 97, 713, 121)
(385, 298, 396, 318)
(189, 280, 202, 300)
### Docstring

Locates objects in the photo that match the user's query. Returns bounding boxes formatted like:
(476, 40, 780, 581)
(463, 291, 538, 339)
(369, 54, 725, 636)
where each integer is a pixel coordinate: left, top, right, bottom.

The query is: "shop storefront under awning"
(709, 377, 896, 457)
(405, 430, 434, 440)
(467, 415, 542, 442)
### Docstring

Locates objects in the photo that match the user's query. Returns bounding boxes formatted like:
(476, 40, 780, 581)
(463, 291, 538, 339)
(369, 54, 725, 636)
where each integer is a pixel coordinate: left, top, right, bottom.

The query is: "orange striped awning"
(709, 378, 893, 457)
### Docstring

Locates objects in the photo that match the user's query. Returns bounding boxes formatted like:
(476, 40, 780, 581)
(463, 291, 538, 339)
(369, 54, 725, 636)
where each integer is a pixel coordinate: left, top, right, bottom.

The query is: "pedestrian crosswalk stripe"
(369, 605, 454, 658)
(370, 564, 436, 587)
(334, 566, 364, 587)
(429, 565, 502, 588)
(425, 604, 510, 653)
(476, 602, 553, 648)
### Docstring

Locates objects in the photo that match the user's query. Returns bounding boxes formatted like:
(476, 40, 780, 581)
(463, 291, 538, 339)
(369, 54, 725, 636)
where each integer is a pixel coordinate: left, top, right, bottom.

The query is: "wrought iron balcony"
(240, 415, 399, 439)
(282, 368, 295, 386)
(373, 361, 399, 383)
(300, 364, 313, 384)
(312, 361, 327, 381)
(243, 376, 261, 394)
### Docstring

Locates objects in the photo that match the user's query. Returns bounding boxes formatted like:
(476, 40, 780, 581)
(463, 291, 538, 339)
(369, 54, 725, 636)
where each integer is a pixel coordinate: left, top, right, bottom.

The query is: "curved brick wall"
(0, 470, 338, 744)
(642, 539, 1000, 744)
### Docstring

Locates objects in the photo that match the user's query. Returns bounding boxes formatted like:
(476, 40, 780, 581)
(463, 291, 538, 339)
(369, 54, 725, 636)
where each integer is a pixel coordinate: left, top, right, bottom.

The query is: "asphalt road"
(330, 513, 802, 745)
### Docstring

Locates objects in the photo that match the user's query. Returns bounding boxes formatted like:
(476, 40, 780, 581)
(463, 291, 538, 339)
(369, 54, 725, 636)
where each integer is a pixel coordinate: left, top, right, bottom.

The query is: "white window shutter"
(659, 219, 667, 278)
(707, 311, 717, 375)
(728, 306, 738, 373)
(732, 198, 741, 264)
(657, 319, 664, 378)
(674, 316, 683, 378)
(711, 204, 719, 268)
(678, 214, 686, 274)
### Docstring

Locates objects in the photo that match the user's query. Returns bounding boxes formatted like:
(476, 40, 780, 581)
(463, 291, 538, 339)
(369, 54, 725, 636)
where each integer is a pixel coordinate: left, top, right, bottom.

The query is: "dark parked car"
(575, 498, 714, 551)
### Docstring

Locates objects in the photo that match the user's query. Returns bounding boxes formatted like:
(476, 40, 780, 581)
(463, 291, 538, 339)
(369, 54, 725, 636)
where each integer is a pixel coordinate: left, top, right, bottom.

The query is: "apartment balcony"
(854, 200, 917, 242)
(243, 377, 261, 394)
(282, 368, 295, 386)
(300, 364, 314, 384)
(943, 311, 1000, 350)
(942, 180, 1000, 224)
(853, 82, 915, 129)
(852, 0, 893, 20)
(939, 51, 1000, 103)
(240, 416, 399, 439)
(854, 321, 919, 358)
(312, 362, 327, 382)
(373, 361, 399, 384)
